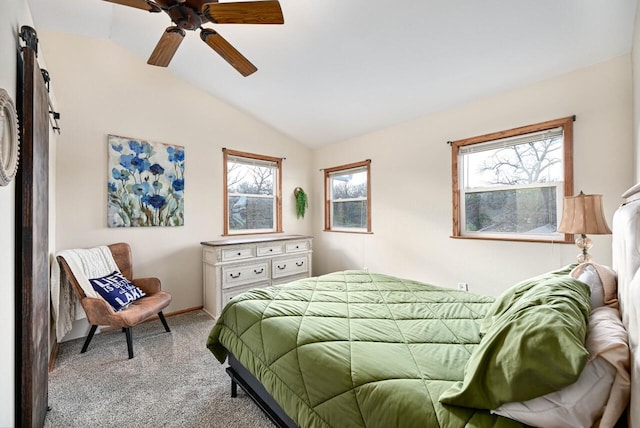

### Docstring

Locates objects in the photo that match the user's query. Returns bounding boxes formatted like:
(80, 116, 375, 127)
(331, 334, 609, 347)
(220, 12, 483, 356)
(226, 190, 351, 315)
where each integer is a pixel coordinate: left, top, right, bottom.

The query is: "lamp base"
(575, 233, 593, 263)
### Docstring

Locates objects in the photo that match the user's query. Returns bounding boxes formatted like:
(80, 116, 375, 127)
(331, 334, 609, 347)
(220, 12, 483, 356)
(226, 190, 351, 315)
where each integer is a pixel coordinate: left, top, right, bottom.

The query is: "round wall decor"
(0, 88, 19, 186)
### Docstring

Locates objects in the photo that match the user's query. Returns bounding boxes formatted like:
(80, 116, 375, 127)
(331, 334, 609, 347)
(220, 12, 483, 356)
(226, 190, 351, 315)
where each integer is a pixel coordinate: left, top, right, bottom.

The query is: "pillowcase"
(491, 357, 615, 428)
(572, 264, 605, 308)
(491, 305, 628, 427)
(439, 271, 591, 410)
(89, 271, 146, 311)
(570, 262, 618, 309)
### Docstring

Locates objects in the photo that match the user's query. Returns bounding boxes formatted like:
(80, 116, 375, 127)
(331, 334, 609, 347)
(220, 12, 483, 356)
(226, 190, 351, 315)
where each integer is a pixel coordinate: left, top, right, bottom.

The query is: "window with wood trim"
(324, 160, 371, 233)
(451, 116, 574, 242)
(223, 149, 282, 235)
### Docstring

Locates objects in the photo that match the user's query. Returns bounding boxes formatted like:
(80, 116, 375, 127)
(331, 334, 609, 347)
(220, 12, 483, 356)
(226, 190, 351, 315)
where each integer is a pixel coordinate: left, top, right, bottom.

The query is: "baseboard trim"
(164, 306, 203, 318)
(48, 305, 204, 371)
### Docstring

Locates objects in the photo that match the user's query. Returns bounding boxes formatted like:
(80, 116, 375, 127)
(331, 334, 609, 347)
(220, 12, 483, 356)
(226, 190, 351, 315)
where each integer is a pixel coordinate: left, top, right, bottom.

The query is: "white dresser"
(201, 235, 313, 318)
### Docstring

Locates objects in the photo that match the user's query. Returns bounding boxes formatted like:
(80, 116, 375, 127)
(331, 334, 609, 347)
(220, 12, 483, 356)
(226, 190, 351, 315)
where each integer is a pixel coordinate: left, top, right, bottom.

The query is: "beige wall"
(41, 29, 636, 322)
(313, 55, 633, 297)
(40, 31, 313, 340)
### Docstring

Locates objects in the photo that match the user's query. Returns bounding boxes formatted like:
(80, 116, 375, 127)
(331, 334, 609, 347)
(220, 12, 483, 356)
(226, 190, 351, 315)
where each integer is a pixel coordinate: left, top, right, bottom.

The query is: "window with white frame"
(324, 160, 371, 233)
(223, 149, 282, 235)
(451, 117, 574, 242)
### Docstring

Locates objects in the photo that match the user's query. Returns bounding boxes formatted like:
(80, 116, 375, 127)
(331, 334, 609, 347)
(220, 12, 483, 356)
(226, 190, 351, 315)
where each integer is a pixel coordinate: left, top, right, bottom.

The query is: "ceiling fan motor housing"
(166, 4, 202, 30)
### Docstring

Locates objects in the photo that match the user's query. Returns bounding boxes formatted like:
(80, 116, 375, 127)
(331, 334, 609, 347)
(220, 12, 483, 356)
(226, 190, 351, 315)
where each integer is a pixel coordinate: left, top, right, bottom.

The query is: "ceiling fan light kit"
(104, 0, 284, 76)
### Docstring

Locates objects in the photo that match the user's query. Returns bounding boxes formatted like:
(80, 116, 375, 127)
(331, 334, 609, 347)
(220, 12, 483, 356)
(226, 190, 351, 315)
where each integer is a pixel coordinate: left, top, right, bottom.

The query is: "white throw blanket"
(50, 246, 119, 342)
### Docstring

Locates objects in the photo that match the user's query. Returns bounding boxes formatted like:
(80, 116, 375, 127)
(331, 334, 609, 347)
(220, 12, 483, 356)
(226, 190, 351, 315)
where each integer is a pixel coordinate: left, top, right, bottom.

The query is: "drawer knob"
(296, 261, 304, 267)
(296, 245, 299, 249)
(269, 249, 273, 252)
(229, 272, 241, 279)
(277, 264, 286, 270)
(237, 252, 242, 256)
(254, 268, 264, 274)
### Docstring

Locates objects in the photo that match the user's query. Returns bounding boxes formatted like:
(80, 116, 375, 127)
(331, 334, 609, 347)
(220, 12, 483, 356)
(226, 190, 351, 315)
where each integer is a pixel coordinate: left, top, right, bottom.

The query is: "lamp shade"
(557, 191, 611, 235)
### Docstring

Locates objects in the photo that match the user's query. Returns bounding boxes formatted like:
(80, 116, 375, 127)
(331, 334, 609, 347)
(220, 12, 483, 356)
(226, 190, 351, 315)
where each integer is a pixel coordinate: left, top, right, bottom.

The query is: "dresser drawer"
(221, 247, 254, 262)
(272, 256, 308, 279)
(257, 243, 284, 257)
(222, 262, 269, 288)
(222, 282, 267, 304)
(286, 241, 310, 253)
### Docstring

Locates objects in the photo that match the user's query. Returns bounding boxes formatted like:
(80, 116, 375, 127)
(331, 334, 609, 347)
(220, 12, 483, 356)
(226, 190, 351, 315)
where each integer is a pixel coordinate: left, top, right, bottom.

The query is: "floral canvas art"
(107, 135, 185, 227)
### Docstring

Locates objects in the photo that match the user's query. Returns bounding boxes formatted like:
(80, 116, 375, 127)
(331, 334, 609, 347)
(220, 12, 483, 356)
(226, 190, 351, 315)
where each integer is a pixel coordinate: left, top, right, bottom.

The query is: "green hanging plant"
(294, 187, 308, 219)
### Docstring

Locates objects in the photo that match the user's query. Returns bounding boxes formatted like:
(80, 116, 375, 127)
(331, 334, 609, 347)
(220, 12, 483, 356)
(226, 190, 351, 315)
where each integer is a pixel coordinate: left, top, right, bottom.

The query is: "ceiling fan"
(104, 0, 284, 76)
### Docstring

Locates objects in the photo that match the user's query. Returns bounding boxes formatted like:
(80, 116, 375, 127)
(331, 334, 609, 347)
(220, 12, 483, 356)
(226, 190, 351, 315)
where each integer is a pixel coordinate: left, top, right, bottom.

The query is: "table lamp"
(557, 191, 611, 263)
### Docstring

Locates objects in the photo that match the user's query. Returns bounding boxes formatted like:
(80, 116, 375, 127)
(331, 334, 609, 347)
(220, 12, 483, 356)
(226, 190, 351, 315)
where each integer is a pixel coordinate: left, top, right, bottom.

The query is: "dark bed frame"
(227, 353, 298, 428)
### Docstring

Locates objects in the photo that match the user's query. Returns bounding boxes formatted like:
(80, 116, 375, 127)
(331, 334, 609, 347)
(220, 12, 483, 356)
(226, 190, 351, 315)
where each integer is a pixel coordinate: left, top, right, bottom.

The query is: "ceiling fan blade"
(103, 0, 161, 13)
(200, 29, 257, 76)
(147, 27, 186, 67)
(202, 1, 284, 24)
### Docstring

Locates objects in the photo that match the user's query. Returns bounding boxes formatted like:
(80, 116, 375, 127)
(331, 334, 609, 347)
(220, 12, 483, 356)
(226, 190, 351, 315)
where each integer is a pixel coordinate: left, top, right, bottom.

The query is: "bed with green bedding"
(207, 269, 591, 428)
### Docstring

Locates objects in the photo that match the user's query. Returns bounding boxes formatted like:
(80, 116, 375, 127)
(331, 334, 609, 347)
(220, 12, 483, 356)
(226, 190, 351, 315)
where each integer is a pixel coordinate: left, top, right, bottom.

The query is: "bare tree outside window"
(451, 117, 574, 242)
(324, 160, 371, 233)
(224, 149, 282, 235)
(474, 138, 562, 186)
(331, 171, 368, 229)
(465, 137, 562, 234)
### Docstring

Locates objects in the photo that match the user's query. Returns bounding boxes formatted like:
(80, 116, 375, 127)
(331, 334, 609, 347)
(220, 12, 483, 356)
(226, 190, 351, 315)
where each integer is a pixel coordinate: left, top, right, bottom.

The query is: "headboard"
(612, 183, 640, 426)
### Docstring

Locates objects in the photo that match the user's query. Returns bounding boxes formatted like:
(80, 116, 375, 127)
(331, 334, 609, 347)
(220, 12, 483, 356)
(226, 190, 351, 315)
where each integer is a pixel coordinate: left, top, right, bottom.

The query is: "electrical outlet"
(363, 266, 369, 272)
(457, 282, 468, 291)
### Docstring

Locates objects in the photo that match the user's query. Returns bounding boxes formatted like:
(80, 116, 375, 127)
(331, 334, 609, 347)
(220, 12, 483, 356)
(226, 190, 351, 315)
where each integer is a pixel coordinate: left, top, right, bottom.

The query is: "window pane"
(229, 196, 274, 231)
(452, 117, 573, 242)
(331, 170, 367, 200)
(227, 162, 274, 196)
(332, 200, 367, 229)
(324, 160, 371, 233)
(464, 138, 563, 189)
(465, 187, 557, 234)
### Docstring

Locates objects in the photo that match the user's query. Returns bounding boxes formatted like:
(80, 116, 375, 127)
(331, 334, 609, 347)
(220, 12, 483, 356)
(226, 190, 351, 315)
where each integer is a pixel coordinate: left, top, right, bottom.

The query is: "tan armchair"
(57, 242, 172, 359)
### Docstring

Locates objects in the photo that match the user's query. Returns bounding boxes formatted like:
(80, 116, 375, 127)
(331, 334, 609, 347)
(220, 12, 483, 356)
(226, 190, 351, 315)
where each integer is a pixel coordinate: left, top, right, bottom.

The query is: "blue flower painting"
(107, 135, 185, 227)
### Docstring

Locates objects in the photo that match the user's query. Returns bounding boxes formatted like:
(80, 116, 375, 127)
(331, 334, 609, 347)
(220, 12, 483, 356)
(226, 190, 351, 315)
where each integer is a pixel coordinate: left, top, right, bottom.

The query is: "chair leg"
(124, 327, 133, 359)
(81, 325, 98, 354)
(158, 311, 171, 332)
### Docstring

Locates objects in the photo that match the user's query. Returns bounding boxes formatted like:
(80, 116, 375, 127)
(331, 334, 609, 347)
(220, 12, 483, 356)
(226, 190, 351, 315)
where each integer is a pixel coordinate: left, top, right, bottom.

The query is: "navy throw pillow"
(89, 271, 146, 311)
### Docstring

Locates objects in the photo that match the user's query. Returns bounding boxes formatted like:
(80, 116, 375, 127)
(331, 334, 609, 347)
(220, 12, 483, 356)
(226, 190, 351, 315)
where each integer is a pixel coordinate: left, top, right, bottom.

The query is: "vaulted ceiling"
(28, 0, 637, 147)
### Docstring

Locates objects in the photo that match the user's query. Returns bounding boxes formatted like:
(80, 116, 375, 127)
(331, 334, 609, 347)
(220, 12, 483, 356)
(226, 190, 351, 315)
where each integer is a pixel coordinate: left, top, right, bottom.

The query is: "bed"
(207, 185, 640, 428)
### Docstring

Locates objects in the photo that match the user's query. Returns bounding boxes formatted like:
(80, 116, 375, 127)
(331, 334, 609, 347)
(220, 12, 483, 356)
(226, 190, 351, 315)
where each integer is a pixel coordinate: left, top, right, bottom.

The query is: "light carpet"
(45, 310, 274, 428)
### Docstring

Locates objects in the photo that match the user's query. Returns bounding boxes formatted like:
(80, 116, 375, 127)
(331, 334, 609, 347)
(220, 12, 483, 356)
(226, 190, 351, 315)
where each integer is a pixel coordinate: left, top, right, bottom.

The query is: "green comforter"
(207, 270, 590, 428)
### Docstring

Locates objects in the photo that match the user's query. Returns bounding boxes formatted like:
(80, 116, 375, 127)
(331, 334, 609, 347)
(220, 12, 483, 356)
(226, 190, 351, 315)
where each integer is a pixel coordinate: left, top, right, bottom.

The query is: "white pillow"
(570, 263, 618, 309)
(491, 356, 615, 428)
(574, 264, 605, 308)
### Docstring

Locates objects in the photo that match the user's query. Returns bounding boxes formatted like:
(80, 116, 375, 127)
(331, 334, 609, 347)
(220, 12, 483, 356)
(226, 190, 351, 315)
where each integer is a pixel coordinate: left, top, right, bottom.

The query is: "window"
(451, 116, 574, 242)
(324, 160, 371, 233)
(223, 149, 282, 235)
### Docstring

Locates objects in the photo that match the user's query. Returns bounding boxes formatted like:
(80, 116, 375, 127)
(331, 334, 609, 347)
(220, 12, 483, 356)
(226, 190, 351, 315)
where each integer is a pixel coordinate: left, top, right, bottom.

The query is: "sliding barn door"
(15, 29, 50, 427)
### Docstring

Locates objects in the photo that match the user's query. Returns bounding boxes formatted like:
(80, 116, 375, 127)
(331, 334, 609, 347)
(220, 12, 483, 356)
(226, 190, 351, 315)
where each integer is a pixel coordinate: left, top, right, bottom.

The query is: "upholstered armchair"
(57, 242, 172, 359)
